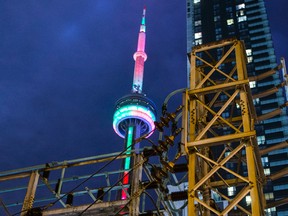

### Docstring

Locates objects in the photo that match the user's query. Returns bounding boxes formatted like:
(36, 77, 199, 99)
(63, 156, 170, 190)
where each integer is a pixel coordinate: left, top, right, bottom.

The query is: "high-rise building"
(187, 0, 288, 215)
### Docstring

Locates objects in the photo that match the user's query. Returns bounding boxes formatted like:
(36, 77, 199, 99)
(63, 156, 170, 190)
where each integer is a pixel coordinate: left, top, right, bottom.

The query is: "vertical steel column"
(235, 41, 262, 216)
(21, 171, 39, 216)
(187, 47, 198, 215)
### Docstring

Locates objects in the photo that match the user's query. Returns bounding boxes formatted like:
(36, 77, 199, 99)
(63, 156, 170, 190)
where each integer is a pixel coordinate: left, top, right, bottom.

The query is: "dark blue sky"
(0, 1, 287, 171)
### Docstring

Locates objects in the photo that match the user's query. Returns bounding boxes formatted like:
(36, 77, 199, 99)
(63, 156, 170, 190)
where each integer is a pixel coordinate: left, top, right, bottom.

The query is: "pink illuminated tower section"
(132, 7, 147, 93)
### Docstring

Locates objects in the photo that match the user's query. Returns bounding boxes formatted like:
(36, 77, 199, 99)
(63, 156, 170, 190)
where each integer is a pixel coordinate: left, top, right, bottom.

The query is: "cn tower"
(113, 7, 156, 200)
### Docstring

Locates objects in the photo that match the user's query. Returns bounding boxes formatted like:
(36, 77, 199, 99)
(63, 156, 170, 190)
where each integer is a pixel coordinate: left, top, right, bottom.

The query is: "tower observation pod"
(112, 7, 156, 206)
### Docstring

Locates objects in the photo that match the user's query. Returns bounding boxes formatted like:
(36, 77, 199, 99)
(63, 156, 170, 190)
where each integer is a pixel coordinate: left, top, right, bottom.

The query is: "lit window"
(236, 102, 240, 109)
(195, 39, 202, 45)
(253, 98, 259, 105)
(247, 56, 253, 63)
(195, 32, 202, 39)
(236, 3, 245, 10)
(246, 49, 252, 56)
(211, 190, 221, 202)
(227, 19, 234, 25)
(194, 0, 200, 3)
(246, 195, 251, 205)
(265, 193, 274, 201)
(257, 135, 265, 145)
(265, 208, 276, 216)
(238, 16, 247, 22)
(264, 168, 270, 176)
(225, 151, 230, 157)
(236, 10, 245, 17)
(195, 20, 202, 26)
(249, 81, 256, 88)
(261, 157, 269, 166)
(227, 187, 236, 196)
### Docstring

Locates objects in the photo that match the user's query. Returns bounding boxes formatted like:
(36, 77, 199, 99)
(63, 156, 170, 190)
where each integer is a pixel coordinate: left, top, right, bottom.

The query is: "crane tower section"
(184, 39, 266, 215)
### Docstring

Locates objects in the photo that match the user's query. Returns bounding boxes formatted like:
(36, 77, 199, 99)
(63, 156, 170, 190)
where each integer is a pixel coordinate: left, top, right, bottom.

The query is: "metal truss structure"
(183, 39, 266, 215)
(0, 148, 171, 216)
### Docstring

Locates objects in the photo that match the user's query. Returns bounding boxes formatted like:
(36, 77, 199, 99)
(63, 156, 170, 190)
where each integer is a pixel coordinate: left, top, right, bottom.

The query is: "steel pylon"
(183, 39, 265, 215)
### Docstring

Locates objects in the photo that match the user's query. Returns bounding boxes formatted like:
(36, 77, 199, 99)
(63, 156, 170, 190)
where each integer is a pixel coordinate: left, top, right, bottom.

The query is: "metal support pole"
(21, 171, 39, 216)
(187, 47, 198, 215)
(188, 150, 196, 215)
(235, 41, 262, 215)
(129, 153, 143, 215)
(129, 125, 142, 216)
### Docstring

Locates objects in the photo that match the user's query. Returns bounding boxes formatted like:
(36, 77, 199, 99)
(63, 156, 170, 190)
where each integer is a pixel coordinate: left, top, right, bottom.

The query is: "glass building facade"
(187, 0, 288, 215)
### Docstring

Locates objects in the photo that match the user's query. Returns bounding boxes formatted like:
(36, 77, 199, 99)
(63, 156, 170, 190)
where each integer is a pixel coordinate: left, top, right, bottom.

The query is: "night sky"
(0, 1, 287, 171)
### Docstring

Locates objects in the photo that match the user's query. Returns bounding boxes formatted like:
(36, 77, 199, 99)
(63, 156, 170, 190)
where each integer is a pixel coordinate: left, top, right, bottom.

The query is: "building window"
(264, 168, 270, 176)
(195, 32, 202, 39)
(265, 208, 276, 216)
(257, 135, 265, 145)
(265, 193, 274, 201)
(236, 3, 245, 10)
(238, 10, 245, 16)
(227, 19, 234, 25)
(194, 0, 200, 3)
(227, 186, 236, 196)
(246, 195, 251, 205)
(225, 151, 230, 157)
(238, 15, 247, 22)
(195, 39, 202, 45)
(247, 56, 253, 63)
(246, 49, 252, 56)
(261, 157, 269, 167)
(249, 81, 256, 88)
(253, 98, 260, 105)
(195, 20, 202, 26)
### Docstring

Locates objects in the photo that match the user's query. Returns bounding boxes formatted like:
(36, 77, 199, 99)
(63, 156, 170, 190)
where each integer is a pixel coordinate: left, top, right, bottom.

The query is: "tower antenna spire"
(132, 6, 148, 93)
(141, 6, 146, 26)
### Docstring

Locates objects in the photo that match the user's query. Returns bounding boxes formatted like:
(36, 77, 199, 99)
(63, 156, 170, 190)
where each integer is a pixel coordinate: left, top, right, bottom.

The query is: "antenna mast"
(132, 7, 147, 93)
